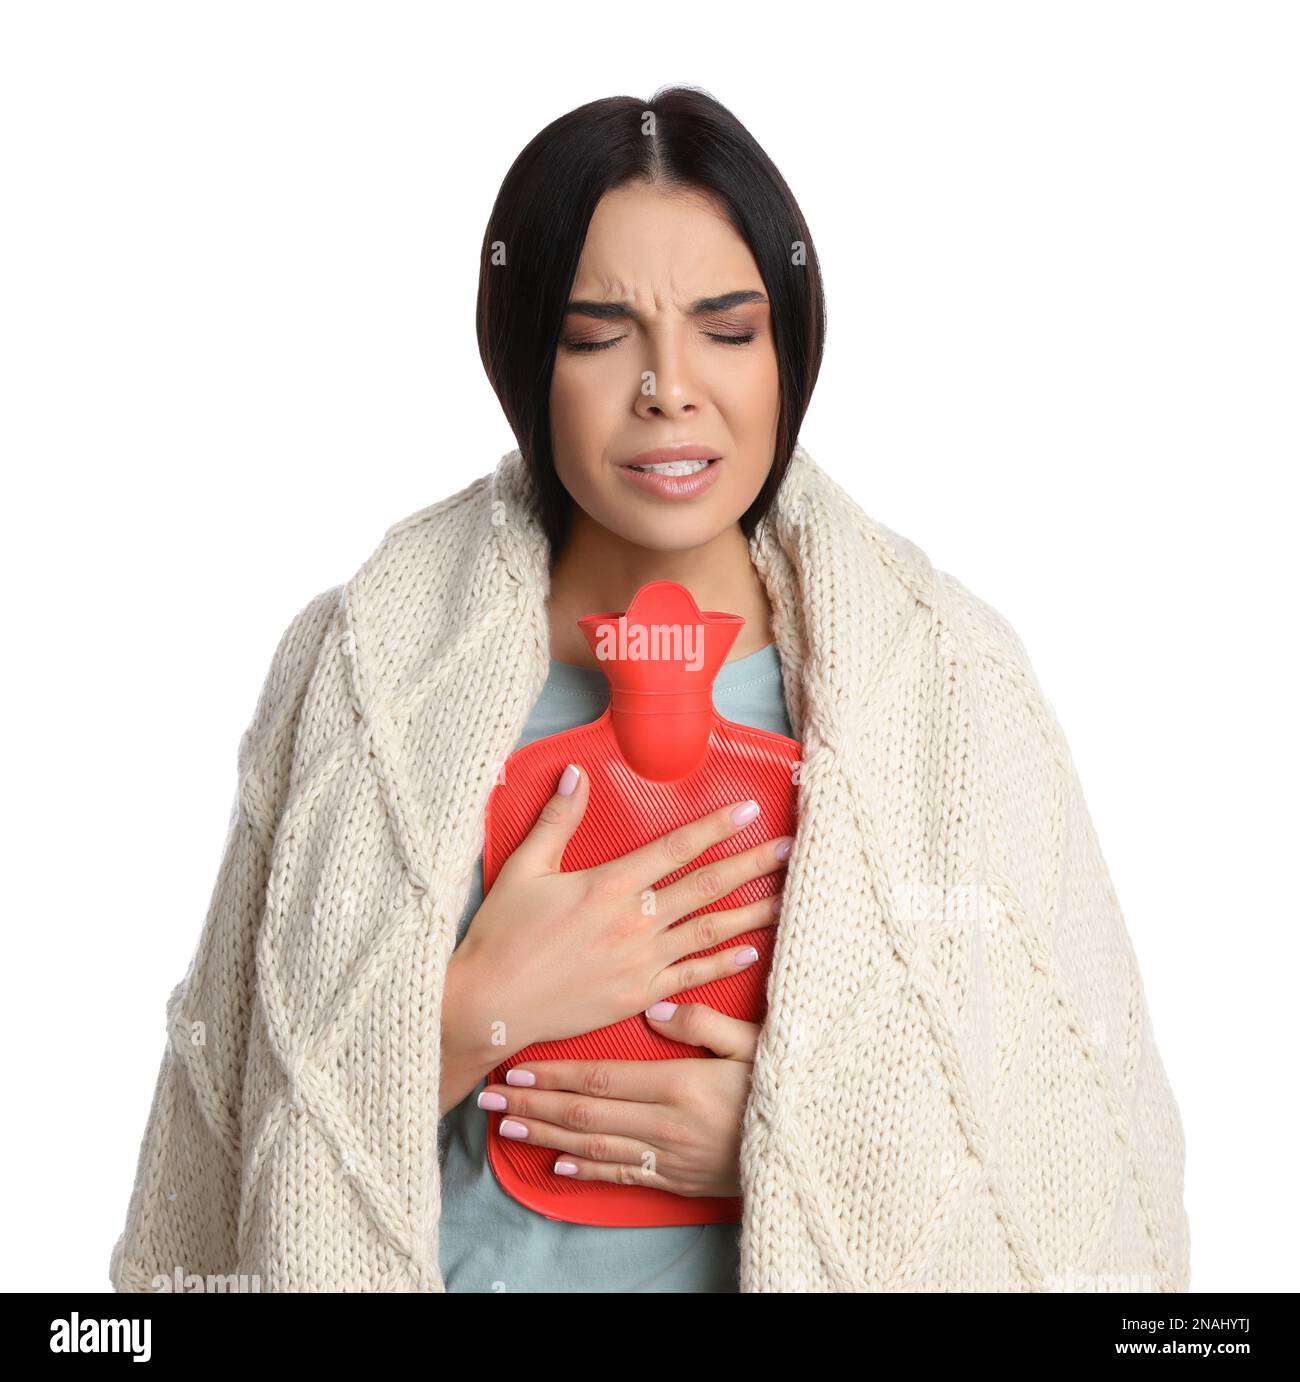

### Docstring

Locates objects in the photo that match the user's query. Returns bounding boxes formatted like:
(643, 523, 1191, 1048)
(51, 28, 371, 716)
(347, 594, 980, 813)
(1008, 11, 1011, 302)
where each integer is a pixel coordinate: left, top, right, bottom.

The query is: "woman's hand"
(476, 1002, 759, 1197)
(452, 762, 789, 1064)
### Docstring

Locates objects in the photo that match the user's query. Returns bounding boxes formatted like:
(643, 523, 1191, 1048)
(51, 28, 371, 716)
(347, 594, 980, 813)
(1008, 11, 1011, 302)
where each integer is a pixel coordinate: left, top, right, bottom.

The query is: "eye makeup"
(560, 322, 761, 353)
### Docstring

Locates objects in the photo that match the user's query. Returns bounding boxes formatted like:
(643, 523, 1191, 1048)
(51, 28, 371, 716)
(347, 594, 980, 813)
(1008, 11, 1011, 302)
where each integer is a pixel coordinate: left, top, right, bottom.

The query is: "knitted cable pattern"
(109, 443, 1189, 1292)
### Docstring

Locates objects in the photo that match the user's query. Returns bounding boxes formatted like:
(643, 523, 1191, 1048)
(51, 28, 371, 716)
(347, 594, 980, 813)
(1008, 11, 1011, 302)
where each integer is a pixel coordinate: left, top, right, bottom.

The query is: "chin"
(605, 507, 735, 552)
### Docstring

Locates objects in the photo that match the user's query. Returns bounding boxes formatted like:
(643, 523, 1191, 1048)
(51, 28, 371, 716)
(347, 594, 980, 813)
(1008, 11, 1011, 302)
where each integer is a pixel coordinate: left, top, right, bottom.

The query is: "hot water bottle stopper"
(479, 579, 801, 1226)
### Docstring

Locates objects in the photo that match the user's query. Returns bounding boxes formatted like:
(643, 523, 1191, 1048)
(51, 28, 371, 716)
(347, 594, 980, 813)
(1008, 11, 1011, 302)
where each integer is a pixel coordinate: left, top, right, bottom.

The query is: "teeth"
(631, 459, 713, 475)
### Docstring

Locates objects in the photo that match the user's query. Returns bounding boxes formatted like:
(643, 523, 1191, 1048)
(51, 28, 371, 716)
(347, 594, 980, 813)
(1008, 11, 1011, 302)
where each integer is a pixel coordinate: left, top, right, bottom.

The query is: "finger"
(483, 1105, 654, 1171)
(654, 890, 780, 959)
(651, 832, 793, 926)
(643, 1001, 762, 1063)
(647, 934, 769, 1006)
(506, 762, 588, 876)
(602, 797, 766, 894)
(494, 1057, 684, 1105)
(550, 1151, 671, 1187)
(478, 1079, 661, 1141)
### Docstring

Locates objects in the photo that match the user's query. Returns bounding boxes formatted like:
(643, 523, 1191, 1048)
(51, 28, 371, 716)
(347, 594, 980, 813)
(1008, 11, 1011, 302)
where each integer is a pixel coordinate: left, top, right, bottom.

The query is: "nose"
(633, 331, 699, 420)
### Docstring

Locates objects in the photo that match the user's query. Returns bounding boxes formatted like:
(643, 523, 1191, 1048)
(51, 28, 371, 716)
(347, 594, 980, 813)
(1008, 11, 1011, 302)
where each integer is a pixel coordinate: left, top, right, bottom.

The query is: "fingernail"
(733, 946, 759, 967)
(774, 836, 794, 861)
(645, 1001, 677, 1020)
(500, 1119, 528, 1139)
(506, 1068, 535, 1086)
(477, 1091, 507, 1110)
(771, 895, 782, 915)
(554, 1160, 578, 1175)
(730, 799, 760, 825)
(557, 764, 581, 796)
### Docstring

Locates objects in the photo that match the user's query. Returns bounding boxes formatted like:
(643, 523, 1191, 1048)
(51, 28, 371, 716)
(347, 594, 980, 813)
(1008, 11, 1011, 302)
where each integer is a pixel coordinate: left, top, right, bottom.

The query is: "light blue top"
(437, 640, 792, 1293)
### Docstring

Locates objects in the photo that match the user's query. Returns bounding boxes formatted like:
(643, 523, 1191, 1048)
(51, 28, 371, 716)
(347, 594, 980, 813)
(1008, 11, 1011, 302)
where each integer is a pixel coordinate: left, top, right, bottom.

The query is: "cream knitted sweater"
(109, 443, 1190, 1293)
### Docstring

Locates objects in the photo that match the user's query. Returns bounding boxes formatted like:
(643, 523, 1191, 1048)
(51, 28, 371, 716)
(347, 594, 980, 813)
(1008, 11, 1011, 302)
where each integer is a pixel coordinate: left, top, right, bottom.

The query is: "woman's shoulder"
(931, 566, 1032, 672)
(929, 564, 1073, 775)
(789, 446, 1033, 686)
(240, 467, 497, 737)
(235, 582, 346, 788)
(344, 451, 537, 614)
(263, 454, 541, 719)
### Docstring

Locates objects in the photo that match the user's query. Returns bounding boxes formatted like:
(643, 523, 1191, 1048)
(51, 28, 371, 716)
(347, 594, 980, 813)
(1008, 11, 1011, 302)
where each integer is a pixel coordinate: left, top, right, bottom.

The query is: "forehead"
(569, 184, 763, 306)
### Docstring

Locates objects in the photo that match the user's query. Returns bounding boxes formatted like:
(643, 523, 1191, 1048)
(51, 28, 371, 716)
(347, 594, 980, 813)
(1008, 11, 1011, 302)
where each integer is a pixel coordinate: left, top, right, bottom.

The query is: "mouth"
(615, 454, 723, 500)
(624, 457, 715, 476)
(619, 444, 722, 471)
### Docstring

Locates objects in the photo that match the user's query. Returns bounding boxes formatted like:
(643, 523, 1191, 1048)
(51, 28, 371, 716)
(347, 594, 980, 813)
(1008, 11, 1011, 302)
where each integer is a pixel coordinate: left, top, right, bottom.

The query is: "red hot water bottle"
(480, 579, 801, 1226)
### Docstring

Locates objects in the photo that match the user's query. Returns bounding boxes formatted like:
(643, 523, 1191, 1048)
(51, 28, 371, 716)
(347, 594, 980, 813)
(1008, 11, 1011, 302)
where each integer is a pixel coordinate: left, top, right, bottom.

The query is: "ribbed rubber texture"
(481, 706, 800, 1226)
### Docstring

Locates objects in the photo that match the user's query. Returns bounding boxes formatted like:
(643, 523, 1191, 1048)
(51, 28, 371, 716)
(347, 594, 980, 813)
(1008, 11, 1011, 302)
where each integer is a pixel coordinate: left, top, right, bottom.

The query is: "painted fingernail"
(500, 1119, 528, 1139)
(477, 1091, 507, 1110)
(771, 895, 783, 915)
(506, 1068, 535, 1086)
(645, 1001, 677, 1020)
(730, 799, 760, 825)
(554, 1160, 579, 1175)
(733, 946, 759, 967)
(774, 836, 794, 861)
(557, 764, 581, 796)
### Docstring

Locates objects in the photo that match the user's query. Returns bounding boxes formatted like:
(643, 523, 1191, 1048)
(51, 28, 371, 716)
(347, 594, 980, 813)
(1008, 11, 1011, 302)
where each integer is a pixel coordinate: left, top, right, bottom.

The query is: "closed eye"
(561, 331, 756, 354)
(561, 337, 622, 353)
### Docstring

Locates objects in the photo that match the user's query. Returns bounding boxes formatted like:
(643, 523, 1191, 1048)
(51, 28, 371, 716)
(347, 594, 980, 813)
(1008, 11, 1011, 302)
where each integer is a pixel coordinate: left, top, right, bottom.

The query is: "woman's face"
(548, 181, 780, 553)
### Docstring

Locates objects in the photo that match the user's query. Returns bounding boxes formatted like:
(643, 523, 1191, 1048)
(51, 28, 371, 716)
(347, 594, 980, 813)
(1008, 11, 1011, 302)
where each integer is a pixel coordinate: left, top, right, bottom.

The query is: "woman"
(110, 87, 1190, 1293)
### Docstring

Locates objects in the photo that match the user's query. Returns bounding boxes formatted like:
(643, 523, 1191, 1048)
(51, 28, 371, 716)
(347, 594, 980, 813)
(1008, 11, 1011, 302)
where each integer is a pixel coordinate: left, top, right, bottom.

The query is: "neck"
(546, 510, 774, 669)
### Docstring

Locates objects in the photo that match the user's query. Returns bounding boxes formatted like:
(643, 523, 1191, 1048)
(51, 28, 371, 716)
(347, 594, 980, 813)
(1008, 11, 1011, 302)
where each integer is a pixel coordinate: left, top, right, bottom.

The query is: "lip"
(620, 444, 721, 468)
(615, 444, 724, 502)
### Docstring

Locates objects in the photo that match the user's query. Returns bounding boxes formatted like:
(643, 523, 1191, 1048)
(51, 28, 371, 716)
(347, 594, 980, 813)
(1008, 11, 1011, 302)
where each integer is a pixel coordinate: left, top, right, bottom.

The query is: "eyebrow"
(563, 289, 769, 322)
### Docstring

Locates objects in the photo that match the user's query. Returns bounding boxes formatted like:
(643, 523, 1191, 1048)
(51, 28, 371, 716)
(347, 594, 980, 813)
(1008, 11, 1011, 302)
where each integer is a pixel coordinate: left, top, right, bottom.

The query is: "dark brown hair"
(476, 85, 826, 559)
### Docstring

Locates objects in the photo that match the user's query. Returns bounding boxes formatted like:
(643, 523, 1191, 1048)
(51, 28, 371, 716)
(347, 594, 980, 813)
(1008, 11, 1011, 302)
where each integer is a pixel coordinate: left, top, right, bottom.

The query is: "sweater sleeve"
(108, 585, 342, 1292)
(1031, 673, 1191, 1290)
(936, 569, 1191, 1290)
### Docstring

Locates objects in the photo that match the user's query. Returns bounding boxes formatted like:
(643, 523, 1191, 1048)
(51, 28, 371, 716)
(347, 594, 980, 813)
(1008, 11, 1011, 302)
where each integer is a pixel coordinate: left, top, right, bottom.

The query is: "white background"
(2, 1, 1295, 1293)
